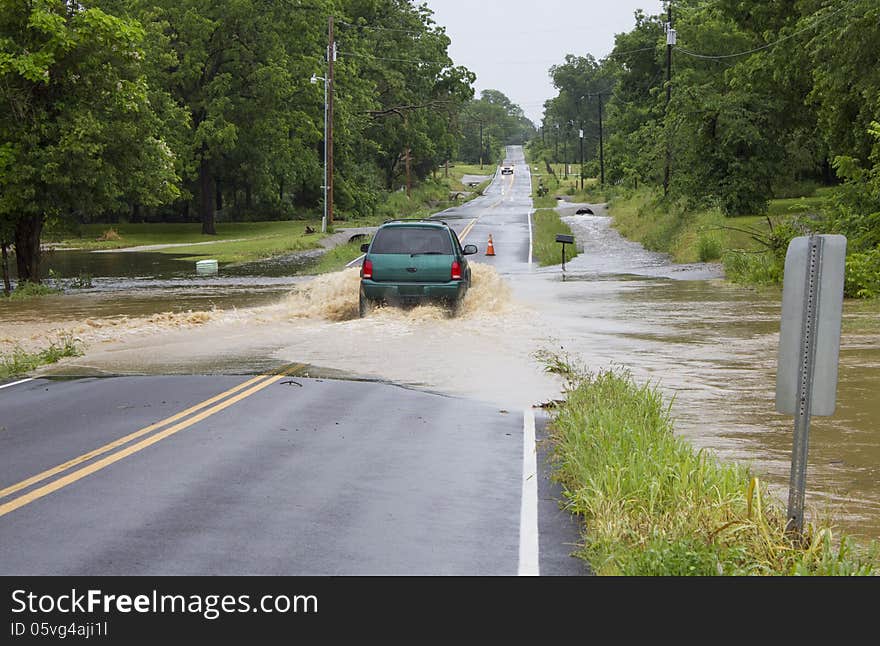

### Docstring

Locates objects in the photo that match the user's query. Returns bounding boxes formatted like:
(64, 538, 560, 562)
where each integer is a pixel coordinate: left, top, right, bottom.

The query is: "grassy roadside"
(539, 350, 880, 575)
(525, 156, 590, 266)
(0, 334, 82, 380)
(531, 209, 579, 267)
(605, 186, 880, 303)
(34, 163, 492, 274)
(606, 187, 832, 278)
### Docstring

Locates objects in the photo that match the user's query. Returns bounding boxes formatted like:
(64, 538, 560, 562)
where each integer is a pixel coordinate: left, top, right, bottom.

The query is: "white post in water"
(775, 234, 846, 534)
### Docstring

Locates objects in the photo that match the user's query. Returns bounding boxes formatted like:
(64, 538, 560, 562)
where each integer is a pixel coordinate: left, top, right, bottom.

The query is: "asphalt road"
(0, 152, 589, 576)
(0, 373, 584, 575)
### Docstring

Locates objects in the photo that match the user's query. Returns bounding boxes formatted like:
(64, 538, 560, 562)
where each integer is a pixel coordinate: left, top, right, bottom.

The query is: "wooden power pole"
(327, 16, 335, 227)
(663, 3, 674, 197)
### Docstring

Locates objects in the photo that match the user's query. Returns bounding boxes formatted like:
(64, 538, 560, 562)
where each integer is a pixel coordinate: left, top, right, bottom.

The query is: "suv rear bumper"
(361, 280, 467, 305)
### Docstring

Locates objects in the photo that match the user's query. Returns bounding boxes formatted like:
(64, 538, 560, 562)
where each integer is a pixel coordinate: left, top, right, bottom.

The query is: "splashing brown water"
(276, 262, 514, 323)
(7, 255, 880, 541)
(15, 263, 554, 407)
(1, 309, 215, 355)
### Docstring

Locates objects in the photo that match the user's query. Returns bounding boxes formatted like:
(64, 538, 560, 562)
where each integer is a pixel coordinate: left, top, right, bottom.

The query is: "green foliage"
(539, 352, 880, 576)
(530, 0, 880, 247)
(721, 250, 781, 286)
(8, 282, 61, 299)
(0, 0, 181, 280)
(697, 230, 723, 262)
(0, 334, 82, 379)
(531, 209, 579, 267)
(70, 273, 93, 289)
(844, 247, 880, 299)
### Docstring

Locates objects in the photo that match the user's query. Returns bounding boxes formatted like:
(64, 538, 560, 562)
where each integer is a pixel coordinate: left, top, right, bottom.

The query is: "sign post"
(775, 234, 846, 534)
(556, 234, 574, 273)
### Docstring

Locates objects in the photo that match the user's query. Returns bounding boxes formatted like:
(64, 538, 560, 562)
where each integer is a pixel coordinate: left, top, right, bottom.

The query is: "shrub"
(844, 247, 880, 299)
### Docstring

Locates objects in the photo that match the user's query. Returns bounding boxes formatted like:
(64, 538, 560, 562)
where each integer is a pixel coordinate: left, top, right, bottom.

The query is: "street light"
(311, 73, 328, 233)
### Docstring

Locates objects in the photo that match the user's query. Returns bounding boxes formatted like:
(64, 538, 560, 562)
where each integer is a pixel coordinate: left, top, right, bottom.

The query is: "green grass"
(5, 281, 62, 299)
(303, 238, 371, 275)
(35, 161, 496, 272)
(53, 221, 304, 250)
(538, 350, 880, 576)
(604, 187, 862, 291)
(531, 208, 580, 267)
(173, 234, 320, 265)
(0, 334, 83, 379)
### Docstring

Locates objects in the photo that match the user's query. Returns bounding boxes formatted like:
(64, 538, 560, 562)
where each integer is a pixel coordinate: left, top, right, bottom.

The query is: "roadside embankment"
(539, 351, 880, 576)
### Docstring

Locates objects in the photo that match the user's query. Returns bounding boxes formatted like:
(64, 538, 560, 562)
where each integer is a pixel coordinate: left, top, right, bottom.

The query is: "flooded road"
(2, 150, 878, 545)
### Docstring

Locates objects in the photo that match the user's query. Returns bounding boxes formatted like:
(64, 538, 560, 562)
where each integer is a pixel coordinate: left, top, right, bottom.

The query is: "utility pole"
(479, 121, 483, 169)
(405, 146, 411, 197)
(310, 71, 328, 232)
(598, 94, 605, 186)
(554, 123, 559, 164)
(563, 124, 568, 179)
(663, 2, 675, 197)
(327, 16, 335, 226)
(579, 123, 584, 191)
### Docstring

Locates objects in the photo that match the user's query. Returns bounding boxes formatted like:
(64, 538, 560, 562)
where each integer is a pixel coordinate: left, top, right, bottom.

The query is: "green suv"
(358, 219, 478, 316)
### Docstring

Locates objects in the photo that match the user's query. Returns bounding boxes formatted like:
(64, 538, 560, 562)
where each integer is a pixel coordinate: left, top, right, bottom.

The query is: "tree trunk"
(821, 156, 833, 186)
(2, 242, 10, 296)
(130, 203, 142, 224)
(199, 155, 216, 235)
(215, 180, 223, 213)
(14, 215, 43, 284)
(245, 183, 252, 210)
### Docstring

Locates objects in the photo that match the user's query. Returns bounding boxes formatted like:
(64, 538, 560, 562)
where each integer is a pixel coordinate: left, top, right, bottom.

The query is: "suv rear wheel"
(358, 291, 372, 318)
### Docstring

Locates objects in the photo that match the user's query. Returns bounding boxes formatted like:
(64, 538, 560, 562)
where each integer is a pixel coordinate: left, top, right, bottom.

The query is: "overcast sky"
(423, 0, 666, 125)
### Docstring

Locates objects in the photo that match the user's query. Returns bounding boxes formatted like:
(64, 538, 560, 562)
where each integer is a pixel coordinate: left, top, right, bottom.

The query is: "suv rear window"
(370, 226, 453, 254)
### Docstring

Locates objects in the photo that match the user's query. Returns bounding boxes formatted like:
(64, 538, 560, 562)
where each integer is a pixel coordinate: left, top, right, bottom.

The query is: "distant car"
(358, 219, 478, 317)
(501, 163, 514, 175)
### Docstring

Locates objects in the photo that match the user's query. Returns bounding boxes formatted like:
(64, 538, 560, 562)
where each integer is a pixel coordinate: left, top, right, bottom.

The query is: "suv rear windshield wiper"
(410, 251, 445, 255)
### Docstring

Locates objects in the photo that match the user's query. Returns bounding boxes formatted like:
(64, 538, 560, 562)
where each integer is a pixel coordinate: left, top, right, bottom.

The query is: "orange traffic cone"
(486, 234, 496, 256)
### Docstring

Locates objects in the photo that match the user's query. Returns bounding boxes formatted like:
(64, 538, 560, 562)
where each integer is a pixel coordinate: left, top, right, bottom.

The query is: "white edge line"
(0, 378, 35, 391)
(345, 254, 365, 268)
(518, 407, 539, 576)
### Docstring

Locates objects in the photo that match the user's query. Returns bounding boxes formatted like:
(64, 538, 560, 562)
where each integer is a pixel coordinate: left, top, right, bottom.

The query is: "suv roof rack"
(382, 217, 448, 225)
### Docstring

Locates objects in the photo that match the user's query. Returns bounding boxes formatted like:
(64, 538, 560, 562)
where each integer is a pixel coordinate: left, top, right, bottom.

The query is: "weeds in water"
(539, 350, 879, 576)
(0, 334, 83, 379)
(70, 272, 93, 289)
(721, 250, 782, 286)
(7, 282, 61, 299)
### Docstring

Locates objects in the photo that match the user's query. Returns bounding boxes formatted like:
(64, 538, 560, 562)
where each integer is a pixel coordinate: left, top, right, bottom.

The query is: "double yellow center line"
(0, 365, 303, 519)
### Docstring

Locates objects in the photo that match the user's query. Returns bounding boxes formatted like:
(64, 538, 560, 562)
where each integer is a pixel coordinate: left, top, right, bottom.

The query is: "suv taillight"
(451, 260, 462, 280)
(362, 259, 373, 279)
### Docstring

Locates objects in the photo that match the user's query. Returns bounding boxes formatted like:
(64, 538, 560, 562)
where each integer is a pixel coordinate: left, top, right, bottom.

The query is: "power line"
(675, 0, 859, 61)
(603, 45, 657, 60)
(337, 20, 430, 35)
(342, 51, 450, 66)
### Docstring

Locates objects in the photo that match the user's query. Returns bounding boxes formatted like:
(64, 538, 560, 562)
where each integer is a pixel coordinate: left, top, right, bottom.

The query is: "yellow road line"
(0, 372, 271, 500)
(459, 191, 507, 243)
(459, 217, 478, 242)
(0, 366, 302, 512)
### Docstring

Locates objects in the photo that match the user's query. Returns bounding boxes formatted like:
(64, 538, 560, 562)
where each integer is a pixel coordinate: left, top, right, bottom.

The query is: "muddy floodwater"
(2, 212, 878, 545)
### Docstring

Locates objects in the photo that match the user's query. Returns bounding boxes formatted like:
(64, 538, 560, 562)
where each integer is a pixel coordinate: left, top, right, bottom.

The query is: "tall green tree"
(338, 0, 474, 194)
(459, 89, 534, 166)
(0, 0, 179, 283)
(124, 0, 331, 233)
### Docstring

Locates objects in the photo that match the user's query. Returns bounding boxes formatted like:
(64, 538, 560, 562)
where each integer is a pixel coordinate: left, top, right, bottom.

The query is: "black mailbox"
(555, 234, 575, 272)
